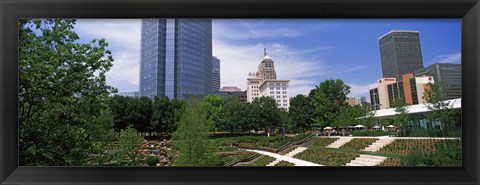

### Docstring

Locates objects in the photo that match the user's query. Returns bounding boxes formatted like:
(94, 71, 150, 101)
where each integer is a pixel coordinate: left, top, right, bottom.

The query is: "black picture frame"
(1, 0, 479, 185)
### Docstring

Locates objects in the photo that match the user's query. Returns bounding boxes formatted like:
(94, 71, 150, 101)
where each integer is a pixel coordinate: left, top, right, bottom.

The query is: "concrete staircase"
(362, 138, 395, 152)
(326, 137, 354, 148)
(267, 147, 308, 166)
(345, 155, 388, 166)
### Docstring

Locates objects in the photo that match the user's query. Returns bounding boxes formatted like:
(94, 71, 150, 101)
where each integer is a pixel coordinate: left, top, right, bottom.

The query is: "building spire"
(264, 47, 267, 57)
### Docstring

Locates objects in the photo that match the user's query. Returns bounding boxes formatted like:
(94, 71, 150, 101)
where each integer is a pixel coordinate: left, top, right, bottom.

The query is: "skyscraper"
(379, 30, 424, 80)
(415, 63, 461, 100)
(139, 19, 212, 100)
(212, 56, 220, 92)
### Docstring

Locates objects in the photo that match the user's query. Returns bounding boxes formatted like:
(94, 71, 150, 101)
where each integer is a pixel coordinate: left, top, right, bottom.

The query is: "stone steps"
(345, 155, 388, 166)
(363, 138, 395, 152)
(326, 137, 354, 148)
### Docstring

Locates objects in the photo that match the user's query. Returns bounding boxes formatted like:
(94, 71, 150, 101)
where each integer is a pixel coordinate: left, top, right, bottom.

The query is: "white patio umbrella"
(373, 125, 381, 129)
(354, 125, 365, 128)
(324, 127, 333, 130)
(386, 125, 397, 128)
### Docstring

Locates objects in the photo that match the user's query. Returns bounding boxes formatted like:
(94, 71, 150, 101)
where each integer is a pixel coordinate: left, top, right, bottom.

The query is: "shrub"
(146, 156, 160, 166)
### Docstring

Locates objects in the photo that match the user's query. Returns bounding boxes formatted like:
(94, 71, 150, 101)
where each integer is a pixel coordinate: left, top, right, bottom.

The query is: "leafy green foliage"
(19, 19, 116, 166)
(146, 156, 160, 166)
(114, 125, 145, 166)
(423, 83, 461, 136)
(204, 94, 224, 132)
(309, 79, 351, 128)
(251, 96, 282, 135)
(171, 99, 219, 166)
(401, 139, 461, 167)
(288, 94, 314, 132)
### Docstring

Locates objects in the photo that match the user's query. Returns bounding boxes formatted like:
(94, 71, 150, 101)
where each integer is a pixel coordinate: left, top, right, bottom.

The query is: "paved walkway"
(246, 149, 323, 166)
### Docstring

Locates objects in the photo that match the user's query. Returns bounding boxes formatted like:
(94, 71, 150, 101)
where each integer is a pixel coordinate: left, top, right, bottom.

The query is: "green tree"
(423, 83, 459, 136)
(114, 125, 145, 166)
(88, 108, 116, 165)
(19, 19, 116, 165)
(309, 79, 351, 128)
(391, 95, 409, 128)
(333, 105, 364, 127)
(251, 96, 281, 135)
(289, 94, 313, 133)
(134, 96, 153, 134)
(150, 96, 172, 135)
(204, 94, 224, 133)
(220, 96, 243, 134)
(171, 99, 218, 166)
(357, 97, 376, 128)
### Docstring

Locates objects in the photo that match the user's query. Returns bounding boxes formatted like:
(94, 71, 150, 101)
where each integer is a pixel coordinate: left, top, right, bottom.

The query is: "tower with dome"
(247, 49, 290, 109)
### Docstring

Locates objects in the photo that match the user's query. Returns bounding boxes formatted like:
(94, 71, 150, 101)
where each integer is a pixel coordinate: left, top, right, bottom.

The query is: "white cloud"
(213, 20, 302, 40)
(213, 40, 327, 93)
(347, 82, 377, 100)
(75, 19, 141, 92)
(428, 52, 461, 65)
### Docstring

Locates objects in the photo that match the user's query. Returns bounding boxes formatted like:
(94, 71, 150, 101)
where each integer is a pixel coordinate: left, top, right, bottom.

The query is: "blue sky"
(74, 19, 461, 100)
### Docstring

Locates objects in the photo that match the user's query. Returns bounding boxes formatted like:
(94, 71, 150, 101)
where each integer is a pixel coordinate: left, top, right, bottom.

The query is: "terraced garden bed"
(377, 158, 401, 166)
(240, 155, 276, 166)
(378, 139, 439, 155)
(340, 138, 378, 150)
(309, 138, 339, 147)
(275, 161, 295, 166)
(293, 148, 358, 166)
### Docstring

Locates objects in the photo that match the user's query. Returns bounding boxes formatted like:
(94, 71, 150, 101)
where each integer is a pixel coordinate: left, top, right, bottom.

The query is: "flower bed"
(240, 155, 276, 166)
(213, 134, 307, 149)
(294, 148, 358, 166)
(340, 138, 378, 151)
(377, 158, 401, 166)
(309, 138, 339, 147)
(275, 160, 295, 166)
(378, 139, 439, 155)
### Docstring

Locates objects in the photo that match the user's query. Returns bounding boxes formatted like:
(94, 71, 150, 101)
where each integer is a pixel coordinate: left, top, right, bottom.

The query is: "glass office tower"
(212, 56, 220, 92)
(379, 30, 424, 80)
(140, 19, 212, 100)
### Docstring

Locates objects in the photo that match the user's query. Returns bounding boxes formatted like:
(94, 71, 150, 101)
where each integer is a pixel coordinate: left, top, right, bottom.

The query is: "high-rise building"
(139, 19, 212, 100)
(114, 91, 140, 98)
(369, 73, 434, 110)
(247, 49, 290, 109)
(379, 30, 424, 80)
(213, 86, 248, 102)
(415, 63, 461, 100)
(212, 56, 221, 92)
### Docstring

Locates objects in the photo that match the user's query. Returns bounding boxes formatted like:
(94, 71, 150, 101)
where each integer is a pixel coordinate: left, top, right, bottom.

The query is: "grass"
(340, 138, 378, 151)
(275, 160, 295, 166)
(212, 134, 308, 149)
(240, 155, 276, 166)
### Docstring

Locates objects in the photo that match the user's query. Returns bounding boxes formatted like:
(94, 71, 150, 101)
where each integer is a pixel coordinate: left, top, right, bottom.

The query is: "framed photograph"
(1, 0, 479, 184)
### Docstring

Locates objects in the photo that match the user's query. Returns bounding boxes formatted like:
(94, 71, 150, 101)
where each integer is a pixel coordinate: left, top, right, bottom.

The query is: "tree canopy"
(309, 79, 351, 128)
(19, 19, 116, 165)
